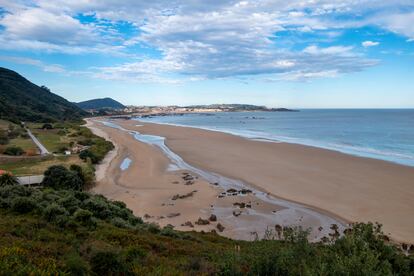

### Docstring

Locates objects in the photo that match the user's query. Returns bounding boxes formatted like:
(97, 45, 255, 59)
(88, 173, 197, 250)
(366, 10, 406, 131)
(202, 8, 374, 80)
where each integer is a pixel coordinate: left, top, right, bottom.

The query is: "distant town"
(86, 103, 297, 117)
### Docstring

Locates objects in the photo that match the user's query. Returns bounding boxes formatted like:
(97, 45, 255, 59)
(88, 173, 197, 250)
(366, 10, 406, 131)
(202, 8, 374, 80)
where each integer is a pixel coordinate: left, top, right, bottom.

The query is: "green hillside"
(0, 184, 412, 275)
(76, 97, 126, 110)
(0, 67, 88, 123)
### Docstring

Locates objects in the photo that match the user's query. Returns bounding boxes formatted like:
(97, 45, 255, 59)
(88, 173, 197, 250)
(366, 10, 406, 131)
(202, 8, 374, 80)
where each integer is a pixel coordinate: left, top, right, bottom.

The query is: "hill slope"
(0, 185, 412, 275)
(0, 67, 87, 123)
(76, 98, 125, 110)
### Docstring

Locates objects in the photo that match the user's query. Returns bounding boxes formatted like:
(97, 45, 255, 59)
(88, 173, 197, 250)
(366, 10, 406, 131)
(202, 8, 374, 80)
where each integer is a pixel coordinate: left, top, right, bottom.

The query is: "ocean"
(137, 109, 414, 167)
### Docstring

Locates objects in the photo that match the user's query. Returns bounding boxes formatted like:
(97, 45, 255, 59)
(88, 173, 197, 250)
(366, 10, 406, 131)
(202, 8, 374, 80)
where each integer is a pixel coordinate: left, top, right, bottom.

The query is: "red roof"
(0, 170, 12, 175)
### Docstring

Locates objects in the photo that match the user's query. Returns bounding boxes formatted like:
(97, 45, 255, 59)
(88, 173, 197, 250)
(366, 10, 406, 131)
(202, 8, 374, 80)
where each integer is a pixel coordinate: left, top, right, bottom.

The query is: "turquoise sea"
(137, 109, 414, 167)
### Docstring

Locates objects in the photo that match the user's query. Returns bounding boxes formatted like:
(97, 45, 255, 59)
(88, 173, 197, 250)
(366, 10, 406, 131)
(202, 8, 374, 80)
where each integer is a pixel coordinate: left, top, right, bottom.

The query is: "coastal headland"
(86, 118, 414, 244)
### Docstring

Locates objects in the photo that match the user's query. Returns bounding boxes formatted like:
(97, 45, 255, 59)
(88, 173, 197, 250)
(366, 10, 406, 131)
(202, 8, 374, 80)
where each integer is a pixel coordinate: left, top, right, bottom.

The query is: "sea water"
(137, 109, 414, 167)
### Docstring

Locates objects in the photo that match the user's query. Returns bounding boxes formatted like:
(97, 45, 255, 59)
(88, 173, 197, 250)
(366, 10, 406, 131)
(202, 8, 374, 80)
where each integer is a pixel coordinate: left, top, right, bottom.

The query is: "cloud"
(0, 55, 66, 73)
(0, 0, 411, 83)
(362, 41, 379, 47)
(375, 11, 414, 40)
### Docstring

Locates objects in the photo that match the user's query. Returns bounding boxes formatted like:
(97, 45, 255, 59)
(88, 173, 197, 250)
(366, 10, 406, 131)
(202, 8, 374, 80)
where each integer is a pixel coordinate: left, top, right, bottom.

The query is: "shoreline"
(135, 118, 414, 168)
(86, 117, 414, 244)
(119, 118, 414, 244)
(86, 119, 347, 241)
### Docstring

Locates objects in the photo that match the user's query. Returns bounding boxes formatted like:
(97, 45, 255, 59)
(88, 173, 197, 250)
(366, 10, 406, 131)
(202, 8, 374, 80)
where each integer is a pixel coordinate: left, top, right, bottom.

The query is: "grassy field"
(7, 137, 38, 154)
(30, 129, 68, 153)
(0, 155, 85, 176)
(0, 120, 37, 154)
(0, 119, 13, 129)
(1, 121, 112, 176)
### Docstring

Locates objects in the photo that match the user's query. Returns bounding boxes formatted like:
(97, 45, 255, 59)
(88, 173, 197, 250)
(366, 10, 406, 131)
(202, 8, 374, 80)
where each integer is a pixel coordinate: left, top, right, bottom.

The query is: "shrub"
(77, 139, 94, 146)
(73, 208, 94, 227)
(7, 129, 21, 139)
(42, 123, 53, 130)
(54, 214, 71, 228)
(0, 130, 9, 145)
(124, 246, 148, 262)
(11, 197, 37, 214)
(0, 173, 18, 187)
(64, 253, 89, 276)
(110, 217, 129, 228)
(160, 225, 180, 238)
(20, 133, 29, 139)
(43, 203, 68, 222)
(69, 164, 85, 183)
(3, 146, 24, 156)
(90, 251, 126, 275)
(146, 223, 161, 234)
(42, 165, 84, 190)
(79, 149, 99, 164)
(57, 195, 80, 214)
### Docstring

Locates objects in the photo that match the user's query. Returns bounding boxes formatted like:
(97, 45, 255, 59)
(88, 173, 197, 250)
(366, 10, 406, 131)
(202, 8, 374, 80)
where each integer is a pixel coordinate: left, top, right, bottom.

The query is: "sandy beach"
(86, 118, 414, 243)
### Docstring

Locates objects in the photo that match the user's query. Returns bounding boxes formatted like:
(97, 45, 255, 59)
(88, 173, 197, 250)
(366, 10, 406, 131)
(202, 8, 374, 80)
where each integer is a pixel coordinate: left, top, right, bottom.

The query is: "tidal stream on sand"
(98, 120, 347, 241)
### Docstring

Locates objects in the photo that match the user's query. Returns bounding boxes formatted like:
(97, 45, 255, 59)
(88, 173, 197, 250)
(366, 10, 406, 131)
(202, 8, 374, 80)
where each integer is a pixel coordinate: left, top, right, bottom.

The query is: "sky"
(0, 0, 413, 108)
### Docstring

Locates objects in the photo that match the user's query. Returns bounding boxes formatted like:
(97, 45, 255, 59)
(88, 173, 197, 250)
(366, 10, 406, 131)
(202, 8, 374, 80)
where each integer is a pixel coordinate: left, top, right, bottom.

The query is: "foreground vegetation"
(0, 181, 413, 275)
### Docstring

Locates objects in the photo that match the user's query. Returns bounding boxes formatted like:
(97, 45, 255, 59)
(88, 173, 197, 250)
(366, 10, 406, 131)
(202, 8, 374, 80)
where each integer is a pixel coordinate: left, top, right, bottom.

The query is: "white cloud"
(0, 55, 66, 73)
(303, 45, 354, 55)
(0, 0, 412, 82)
(362, 41, 380, 47)
(375, 11, 414, 40)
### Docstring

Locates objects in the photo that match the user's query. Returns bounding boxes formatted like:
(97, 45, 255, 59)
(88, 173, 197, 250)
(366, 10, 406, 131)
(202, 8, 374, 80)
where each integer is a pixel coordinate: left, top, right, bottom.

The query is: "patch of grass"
(8, 137, 37, 154)
(0, 156, 85, 176)
(31, 129, 66, 153)
(0, 120, 15, 130)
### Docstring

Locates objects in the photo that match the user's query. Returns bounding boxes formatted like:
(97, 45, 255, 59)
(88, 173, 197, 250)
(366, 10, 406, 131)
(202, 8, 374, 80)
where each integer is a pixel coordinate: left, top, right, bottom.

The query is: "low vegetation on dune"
(0, 172, 413, 275)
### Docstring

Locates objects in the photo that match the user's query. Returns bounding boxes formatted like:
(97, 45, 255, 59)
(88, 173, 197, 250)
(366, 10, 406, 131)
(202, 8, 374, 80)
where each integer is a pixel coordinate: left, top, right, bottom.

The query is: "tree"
(40, 85, 50, 92)
(79, 149, 99, 164)
(0, 173, 19, 186)
(3, 146, 24, 156)
(0, 130, 9, 145)
(69, 164, 85, 183)
(42, 165, 84, 190)
(42, 123, 53, 130)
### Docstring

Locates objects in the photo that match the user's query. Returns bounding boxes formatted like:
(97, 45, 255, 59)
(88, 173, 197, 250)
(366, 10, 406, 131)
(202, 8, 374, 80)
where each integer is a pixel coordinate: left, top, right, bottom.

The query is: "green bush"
(90, 251, 126, 275)
(64, 253, 89, 276)
(0, 183, 413, 275)
(79, 149, 99, 164)
(42, 123, 53, 130)
(11, 197, 37, 214)
(110, 217, 129, 228)
(3, 146, 24, 156)
(0, 130, 9, 145)
(43, 203, 68, 222)
(73, 208, 94, 227)
(42, 165, 83, 190)
(57, 195, 81, 214)
(0, 173, 18, 187)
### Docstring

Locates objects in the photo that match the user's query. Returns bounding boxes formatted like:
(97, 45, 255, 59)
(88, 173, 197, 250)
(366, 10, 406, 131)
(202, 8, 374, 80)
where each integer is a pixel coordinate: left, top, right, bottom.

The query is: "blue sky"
(0, 1, 413, 108)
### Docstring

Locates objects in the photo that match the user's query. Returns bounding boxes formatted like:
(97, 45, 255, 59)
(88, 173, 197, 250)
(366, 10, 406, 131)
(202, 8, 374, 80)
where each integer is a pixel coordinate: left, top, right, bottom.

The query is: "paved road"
(26, 129, 50, 155)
